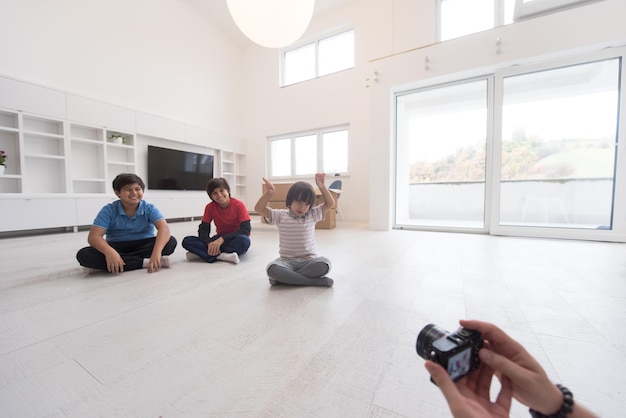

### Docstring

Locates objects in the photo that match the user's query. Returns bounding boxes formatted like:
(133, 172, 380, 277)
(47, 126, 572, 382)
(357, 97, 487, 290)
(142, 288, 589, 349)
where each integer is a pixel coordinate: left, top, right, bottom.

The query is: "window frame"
(437, 0, 603, 41)
(437, 0, 512, 42)
(268, 125, 350, 180)
(392, 46, 626, 242)
(513, 0, 600, 21)
(280, 27, 355, 87)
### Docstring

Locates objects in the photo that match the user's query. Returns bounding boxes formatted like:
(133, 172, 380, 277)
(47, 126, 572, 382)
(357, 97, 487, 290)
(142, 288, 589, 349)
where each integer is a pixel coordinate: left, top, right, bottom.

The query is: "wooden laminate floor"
(0, 217, 624, 417)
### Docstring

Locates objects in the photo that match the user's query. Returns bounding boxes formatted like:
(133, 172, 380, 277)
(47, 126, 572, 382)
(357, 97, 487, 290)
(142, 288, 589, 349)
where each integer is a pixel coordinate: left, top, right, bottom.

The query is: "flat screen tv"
(147, 145, 214, 191)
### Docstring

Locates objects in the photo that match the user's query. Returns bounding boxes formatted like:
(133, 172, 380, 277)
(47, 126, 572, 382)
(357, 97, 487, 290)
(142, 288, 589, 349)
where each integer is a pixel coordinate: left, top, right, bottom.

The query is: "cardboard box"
(262, 184, 338, 208)
(262, 183, 292, 202)
(316, 209, 336, 229)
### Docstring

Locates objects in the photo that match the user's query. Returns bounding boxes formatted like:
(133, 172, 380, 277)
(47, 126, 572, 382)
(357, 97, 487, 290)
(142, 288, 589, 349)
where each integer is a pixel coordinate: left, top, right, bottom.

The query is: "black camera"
(416, 324, 484, 382)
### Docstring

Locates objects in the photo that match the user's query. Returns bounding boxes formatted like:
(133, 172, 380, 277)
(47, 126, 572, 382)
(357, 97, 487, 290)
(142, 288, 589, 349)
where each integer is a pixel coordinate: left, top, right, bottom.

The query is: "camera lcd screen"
(447, 347, 472, 380)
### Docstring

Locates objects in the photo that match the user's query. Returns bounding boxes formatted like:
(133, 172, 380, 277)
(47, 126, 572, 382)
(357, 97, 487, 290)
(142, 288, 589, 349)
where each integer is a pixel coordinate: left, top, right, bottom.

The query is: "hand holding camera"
(416, 323, 484, 382)
(418, 320, 598, 418)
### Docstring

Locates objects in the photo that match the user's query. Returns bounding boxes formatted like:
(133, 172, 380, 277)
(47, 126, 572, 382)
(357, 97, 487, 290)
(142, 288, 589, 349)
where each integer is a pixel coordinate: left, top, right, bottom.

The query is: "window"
(269, 127, 349, 178)
(439, 0, 602, 41)
(394, 47, 625, 242)
(281, 29, 354, 86)
(498, 58, 620, 229)
(395, 78, 489, 229)
(513, 0, 599, 21)
(438, 0, 516, 41)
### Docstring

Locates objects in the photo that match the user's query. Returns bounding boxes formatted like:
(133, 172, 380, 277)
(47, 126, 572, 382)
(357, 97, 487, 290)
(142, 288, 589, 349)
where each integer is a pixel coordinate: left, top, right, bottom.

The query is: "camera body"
(416, 324, 484, 382)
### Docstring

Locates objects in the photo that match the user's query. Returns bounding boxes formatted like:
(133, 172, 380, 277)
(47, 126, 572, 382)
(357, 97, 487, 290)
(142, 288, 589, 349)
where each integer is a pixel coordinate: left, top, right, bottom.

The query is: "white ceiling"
(185, 0, 352, 48)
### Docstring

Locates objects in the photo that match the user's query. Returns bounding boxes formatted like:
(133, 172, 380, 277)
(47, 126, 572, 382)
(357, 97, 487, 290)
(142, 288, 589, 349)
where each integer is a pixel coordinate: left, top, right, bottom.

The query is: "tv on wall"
(147, 145, 214, 191)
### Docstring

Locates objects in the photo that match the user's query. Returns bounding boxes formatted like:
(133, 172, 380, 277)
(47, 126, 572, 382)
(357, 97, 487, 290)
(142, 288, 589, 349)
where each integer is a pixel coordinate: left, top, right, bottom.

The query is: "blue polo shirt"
(93, 200, 164, 243)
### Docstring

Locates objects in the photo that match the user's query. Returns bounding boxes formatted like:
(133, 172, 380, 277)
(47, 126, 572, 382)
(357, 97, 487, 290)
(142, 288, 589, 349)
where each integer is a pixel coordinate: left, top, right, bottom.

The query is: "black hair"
(112, 173, 145, 192)
(286, 181, 316, 208)
(206, 177, 231, 201)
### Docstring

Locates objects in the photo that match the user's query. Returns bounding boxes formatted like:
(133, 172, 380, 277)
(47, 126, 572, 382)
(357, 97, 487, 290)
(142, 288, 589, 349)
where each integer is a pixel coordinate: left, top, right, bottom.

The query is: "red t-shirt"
(202, 197, 250, 236)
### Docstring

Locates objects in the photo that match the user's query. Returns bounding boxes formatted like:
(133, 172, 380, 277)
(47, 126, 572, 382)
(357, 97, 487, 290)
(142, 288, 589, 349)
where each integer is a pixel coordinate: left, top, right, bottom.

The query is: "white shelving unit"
(21, 114, 67, 194)
(235, 152, 246, 199)
(104, 129, 135, 191)
(0, 111, 136, 196)
(69, 123, 106, 194)
(0, 109, 21, 193)
(219, 150, 246, 200)
(0, 76, 246, 234)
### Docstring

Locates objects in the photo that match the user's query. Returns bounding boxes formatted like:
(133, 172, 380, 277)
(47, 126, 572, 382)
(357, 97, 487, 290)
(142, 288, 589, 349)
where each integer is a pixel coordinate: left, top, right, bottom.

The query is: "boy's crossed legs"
(267, 257, 333, 287)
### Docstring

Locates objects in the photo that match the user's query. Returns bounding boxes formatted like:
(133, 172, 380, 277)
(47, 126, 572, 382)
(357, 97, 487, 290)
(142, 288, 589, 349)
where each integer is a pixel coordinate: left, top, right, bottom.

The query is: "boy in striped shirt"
(255, 174, 335, 287)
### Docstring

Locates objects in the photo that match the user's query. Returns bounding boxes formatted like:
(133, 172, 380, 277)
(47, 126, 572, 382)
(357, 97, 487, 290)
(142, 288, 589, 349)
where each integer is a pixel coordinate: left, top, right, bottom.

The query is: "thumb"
(424, 361, 461, 405)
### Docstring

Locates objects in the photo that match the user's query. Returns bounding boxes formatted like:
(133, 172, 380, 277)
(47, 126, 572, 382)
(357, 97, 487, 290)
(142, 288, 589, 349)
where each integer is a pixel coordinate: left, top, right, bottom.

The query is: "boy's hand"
(262, 177, 275, 195)
(105, 251, 125, 273)
(315, 173, 326, 188)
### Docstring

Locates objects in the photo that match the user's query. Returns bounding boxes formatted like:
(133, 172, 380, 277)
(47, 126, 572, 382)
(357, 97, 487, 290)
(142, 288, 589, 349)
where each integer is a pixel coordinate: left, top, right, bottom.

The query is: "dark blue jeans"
(182, 235, 250, 263)
(76, 236, 177, 271)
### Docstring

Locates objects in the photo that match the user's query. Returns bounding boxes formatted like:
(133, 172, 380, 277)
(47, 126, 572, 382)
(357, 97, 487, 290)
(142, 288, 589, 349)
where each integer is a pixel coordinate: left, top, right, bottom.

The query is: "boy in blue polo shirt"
(76, 173, 177, 273)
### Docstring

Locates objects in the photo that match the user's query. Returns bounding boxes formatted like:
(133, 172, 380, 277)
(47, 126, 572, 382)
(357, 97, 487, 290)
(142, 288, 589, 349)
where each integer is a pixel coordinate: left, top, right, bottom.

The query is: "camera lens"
(416, 324, 449, 360)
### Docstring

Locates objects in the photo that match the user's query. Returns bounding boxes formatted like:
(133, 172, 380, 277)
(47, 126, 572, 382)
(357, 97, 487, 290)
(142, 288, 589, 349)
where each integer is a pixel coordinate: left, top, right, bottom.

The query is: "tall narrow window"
(323, 130, 349, 174)
(270, 138, 291, 177)
(294, 134, 317, 176)
(395, 79, 489, 229)
(498, 59, 620, 229)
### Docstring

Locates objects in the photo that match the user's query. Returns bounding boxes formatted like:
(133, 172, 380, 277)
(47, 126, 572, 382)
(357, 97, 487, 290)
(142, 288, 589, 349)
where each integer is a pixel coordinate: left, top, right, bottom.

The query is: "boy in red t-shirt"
(182, 177, 251, 264)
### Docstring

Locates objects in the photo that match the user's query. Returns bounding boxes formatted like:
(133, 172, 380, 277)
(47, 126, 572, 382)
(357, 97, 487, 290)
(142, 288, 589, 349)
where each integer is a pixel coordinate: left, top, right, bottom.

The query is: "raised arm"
(315, 173, 335, 213)
(254, 177, 275, 218)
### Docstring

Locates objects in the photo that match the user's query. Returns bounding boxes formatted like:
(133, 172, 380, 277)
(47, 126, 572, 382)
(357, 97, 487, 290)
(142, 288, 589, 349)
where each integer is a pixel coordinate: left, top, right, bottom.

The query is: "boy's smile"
(116, 183, 144, 208)
(211, 187, 231, 208)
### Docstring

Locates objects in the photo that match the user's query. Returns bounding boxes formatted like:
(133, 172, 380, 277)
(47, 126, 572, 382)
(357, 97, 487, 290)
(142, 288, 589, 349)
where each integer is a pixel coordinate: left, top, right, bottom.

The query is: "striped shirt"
(267, 205, 324, 258)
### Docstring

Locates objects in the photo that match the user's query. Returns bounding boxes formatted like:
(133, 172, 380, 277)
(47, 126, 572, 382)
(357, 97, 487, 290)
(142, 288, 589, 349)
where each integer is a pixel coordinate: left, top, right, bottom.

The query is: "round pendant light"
(226, 0, 315, 48)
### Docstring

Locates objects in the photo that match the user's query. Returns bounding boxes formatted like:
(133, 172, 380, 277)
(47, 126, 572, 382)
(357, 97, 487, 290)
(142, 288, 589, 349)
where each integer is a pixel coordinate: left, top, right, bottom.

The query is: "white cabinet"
(0, 198, 77, 231)
(219, 150, 246, 200)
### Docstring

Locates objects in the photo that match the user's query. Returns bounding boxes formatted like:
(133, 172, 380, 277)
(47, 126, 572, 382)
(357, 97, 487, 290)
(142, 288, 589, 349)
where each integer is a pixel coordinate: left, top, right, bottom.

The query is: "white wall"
(241, 0, 626, 229)
(242, 0, 387, 222)
(0, 0, 243, 137)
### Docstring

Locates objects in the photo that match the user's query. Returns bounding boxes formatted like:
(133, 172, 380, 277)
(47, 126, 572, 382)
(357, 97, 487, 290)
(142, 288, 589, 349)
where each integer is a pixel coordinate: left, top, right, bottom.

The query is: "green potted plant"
(0, 150, 7, 175)
(109, 134, 125, 144)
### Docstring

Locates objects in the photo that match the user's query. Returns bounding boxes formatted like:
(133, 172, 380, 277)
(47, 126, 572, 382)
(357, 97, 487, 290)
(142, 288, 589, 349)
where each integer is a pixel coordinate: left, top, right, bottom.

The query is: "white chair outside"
(328, 179, 344, 220)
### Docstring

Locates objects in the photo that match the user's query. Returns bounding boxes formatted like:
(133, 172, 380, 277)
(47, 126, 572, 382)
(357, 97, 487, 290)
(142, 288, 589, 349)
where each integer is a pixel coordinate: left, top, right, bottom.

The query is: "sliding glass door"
(395, 78, 490, 231)
(395, 48, 626, 241)
(495, 59, 620, 231)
